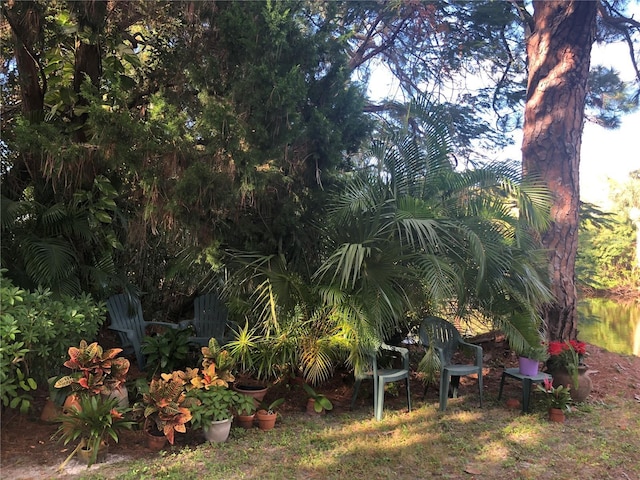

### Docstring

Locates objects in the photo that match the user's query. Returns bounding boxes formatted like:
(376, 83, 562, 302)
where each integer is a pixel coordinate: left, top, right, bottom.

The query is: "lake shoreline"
(579, 285, 640, 303)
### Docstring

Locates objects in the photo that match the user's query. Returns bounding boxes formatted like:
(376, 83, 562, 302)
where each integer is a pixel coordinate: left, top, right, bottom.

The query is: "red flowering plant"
(546, 339, 587, 388)
(536, 377, 571, 410)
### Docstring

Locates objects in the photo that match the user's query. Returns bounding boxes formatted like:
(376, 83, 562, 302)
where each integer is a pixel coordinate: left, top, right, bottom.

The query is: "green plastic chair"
(106, 293, 179, 370)
(350, 343, 412, 420)
(419, 316, 483, 411)
(178, 292, 232, 347)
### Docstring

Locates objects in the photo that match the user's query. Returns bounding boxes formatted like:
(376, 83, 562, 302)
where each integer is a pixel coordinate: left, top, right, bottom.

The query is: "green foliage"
(189, 386, 251, 426)
(141, 328, 192, 377)
(54, 395, 134, 468)
(302, 383, 334, 412)
(0, 272, 105, 397)
(577, 202, 636, 290)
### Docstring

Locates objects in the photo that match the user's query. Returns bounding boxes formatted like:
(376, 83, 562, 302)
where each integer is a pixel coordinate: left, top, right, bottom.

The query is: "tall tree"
(521, 1, 598, 341)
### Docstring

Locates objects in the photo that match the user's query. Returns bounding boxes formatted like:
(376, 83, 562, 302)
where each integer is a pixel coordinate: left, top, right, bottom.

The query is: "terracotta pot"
(233, 383, 268, 406)
(40, 398, 62, 423)
(548, 407, 565, 423)
(145, 426, 167, 451)
(256, 410, 277, 431)
(63, 393, 82, 414)
(203, 418, 233, 443)
(236, 413, 255, 429)
(306, 398, 325, 415)
(550, 366, 592, 402)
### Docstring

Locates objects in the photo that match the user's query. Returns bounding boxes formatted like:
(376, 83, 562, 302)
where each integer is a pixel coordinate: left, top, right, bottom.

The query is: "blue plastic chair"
(106, 293, 179, 370)
(179, 292, 232, 347)
(419, 316, 483, 411)
(350, 343, 412, 420)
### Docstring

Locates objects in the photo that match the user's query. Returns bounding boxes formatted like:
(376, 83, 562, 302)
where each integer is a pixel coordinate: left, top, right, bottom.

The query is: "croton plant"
(54, 340, 130, 396)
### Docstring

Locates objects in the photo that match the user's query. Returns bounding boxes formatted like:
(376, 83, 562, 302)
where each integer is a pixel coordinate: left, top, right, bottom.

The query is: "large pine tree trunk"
(522, 1, 597, 342)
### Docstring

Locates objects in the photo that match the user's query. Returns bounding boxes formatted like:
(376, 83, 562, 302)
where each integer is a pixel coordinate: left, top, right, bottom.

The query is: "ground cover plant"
(1, 341, 638, 480)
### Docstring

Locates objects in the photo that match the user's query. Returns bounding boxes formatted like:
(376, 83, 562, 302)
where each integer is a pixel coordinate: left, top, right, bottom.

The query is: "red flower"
(548, 341, 565, 356)
(569, 340, 587, 355)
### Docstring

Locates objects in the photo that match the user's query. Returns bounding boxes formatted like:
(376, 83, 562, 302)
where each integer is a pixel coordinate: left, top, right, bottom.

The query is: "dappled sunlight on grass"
(72, 395, 640, 480)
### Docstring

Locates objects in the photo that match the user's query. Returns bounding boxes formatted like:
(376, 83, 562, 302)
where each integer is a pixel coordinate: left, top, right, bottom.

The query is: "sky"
(366, 12, 639, 212)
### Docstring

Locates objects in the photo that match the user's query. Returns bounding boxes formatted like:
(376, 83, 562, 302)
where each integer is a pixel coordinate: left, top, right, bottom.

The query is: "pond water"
(577, 298, 640, 357)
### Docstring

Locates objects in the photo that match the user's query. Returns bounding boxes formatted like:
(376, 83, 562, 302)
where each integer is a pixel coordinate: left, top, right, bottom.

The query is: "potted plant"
(133, 371, 193, 449)
(54, 395, 134, 469)
(235, 394, 257, 429)
(226, 322, 270, 402)
(536, 377, 571, 423)
(545, 339, 591, 402)
(189, 385, 254, 442)
(255, 398, 284, 431)
(302, 384, 333, 415)
(516, 344, 548, 377)
(200, 338, 236, 384)
(53, 340, 131, 409)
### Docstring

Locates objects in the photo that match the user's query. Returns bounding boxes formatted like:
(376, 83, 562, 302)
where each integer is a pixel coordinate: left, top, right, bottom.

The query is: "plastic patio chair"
(419, 316, 483, 411)
(106, 293, 180, 370)
(350, 343, 412, 420)
(178, 292, 232, 347)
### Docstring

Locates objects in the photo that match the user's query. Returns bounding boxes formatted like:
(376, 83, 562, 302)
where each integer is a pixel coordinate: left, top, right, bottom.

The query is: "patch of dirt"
(2, 339, 639, 479)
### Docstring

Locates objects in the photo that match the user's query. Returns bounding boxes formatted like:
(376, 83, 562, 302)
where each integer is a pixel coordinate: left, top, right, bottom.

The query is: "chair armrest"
(108, 325, 137, 346)
(459, 340, 483, 368)
(178, 319, 194, 329)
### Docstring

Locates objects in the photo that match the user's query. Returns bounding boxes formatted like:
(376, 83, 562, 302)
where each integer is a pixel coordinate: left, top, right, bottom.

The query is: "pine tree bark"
(522, 1, 598, 342)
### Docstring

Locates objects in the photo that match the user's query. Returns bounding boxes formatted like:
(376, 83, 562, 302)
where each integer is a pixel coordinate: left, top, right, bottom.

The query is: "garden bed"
(2, 339, 639, 479)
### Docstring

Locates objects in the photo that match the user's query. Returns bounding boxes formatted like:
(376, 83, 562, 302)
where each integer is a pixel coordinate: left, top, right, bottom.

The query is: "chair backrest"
(106, 293, 146, 344)
(418, 316, 462, 365)
(193, 293, 228, 340)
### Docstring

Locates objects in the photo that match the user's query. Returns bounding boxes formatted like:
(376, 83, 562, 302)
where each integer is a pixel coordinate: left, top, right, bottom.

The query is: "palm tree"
(315, 98, 553, 367)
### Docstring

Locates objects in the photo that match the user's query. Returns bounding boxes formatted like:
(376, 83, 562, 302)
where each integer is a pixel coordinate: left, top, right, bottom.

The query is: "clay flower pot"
(256, 410, 277, 431)
(236, 413, 256, 429)
(548, 407, 565, 423)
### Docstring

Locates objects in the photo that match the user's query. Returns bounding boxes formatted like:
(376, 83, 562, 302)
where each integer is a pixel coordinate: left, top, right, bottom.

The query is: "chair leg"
(497, 372, 506, 401)
(439, 371, 450, 411)
(375, 380, 386, 421)
(478, 371, 483, 407)
(450, 376, 460, 398)
(351, 379, 362, 410)
(406, 378, 412, 413)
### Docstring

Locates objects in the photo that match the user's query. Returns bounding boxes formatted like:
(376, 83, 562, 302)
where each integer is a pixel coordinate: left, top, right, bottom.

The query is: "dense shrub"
(0, 273, 105, 411)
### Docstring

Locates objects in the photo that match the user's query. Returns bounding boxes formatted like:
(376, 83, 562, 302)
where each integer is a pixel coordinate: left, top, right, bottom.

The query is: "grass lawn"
(75, 393, 639, 480)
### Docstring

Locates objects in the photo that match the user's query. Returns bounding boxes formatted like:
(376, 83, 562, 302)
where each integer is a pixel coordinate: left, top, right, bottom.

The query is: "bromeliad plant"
(546, 340, 587, 388)
(536, 377, 572, 411)
(55, 395, 134, 469)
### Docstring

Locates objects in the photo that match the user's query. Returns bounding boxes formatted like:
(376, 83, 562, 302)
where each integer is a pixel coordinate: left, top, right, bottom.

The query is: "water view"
(578, 298, 640, 357)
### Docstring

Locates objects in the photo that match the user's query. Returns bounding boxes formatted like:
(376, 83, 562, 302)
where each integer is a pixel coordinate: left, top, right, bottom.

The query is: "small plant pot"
(77, 442, 109, 465)
(145, 425, 167, 451)
(236, 413, 256, 429)
(518, 357, 540, 376)
(306, 398, 325, 415)
(203, 418, 233, 443)
(40, 398, 62, 423)
(256, 410, 277, 431)
(548, 407, 565, 423)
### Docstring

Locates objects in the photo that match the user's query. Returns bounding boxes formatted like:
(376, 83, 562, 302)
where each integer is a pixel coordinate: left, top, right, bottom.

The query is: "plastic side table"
(497, 367, 552, 413)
